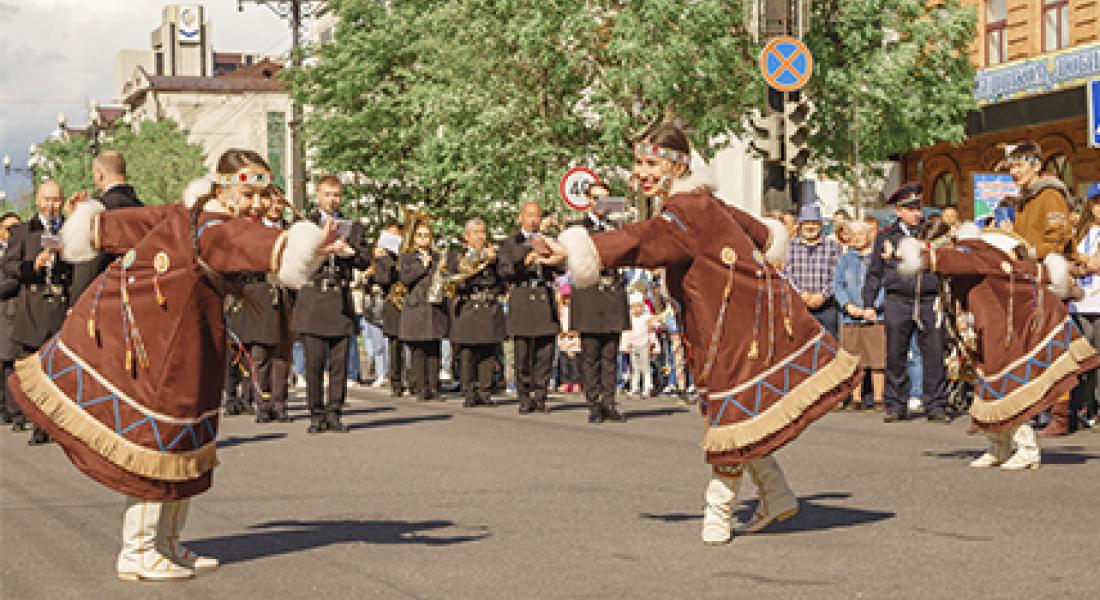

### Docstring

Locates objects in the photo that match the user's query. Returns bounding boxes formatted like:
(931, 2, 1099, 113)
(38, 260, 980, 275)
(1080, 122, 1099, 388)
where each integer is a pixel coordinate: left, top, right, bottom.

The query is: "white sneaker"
(1000, 453, 1040, 470)
(968, 452, 1002, 468)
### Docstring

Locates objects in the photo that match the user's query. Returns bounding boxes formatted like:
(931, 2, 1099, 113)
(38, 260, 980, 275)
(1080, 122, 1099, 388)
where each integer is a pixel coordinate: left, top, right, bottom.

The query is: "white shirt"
(1072, 225, 1100, 314)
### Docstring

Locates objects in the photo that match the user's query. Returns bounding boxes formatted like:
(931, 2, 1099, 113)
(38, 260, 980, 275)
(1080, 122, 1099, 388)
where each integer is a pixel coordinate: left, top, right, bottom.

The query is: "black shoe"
(390, 386, 404, 398)
(241, 404, 256, 415)
(602, 407, 627, 423)
(417, 394, 430, 402)
(27, 429, 51, 446)
(535, 400, 549, 414)
(307, 421, 327, 434)
(884, 413, 904, 423)
(927, 412, 952, 424)
(326, 421, 350, 433)
(518, 403, 532, 415)
(273, 413, 294, 423)
(463, 397, 477, 408)
(224, 404, 241, 416)
(588, 408, 604, 424)
(255, 413, 272, 424)
(479, 396, 496, 407)
(11, 421, 27, 433)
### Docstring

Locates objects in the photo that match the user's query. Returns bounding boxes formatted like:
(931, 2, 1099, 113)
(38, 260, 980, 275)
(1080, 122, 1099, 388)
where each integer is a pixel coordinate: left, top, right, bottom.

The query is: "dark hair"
(190, 149, 272, 304)
(641, 122, 691, 156)
(0, 212, 19, 222)
(1075, 194, 1100, 245)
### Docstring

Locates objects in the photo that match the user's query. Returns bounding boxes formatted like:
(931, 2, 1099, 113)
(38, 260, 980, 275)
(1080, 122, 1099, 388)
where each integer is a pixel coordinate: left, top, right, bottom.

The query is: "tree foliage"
(33, 118, 206, 206)
(288, 0, 975, 236)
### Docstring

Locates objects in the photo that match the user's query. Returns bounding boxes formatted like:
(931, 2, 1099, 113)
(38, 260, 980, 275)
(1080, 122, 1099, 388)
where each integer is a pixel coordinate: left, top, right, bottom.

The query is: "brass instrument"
(388, 208, 430, 310)
(432, 245, 492, 302)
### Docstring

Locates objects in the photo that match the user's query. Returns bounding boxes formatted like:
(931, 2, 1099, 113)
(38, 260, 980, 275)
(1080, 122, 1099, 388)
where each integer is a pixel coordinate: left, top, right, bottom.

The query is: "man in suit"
(448, 218, 505, 407)
(860, 183, 949, 423)
(69, 151, 143, 301)
(2, 181, 72, 444)
(498, 202, 565, 413)
(0, 213, 22, 426)
(291, 176, 369, 433)
(371, 224, 407, 397)
(570, 184, 630, 423)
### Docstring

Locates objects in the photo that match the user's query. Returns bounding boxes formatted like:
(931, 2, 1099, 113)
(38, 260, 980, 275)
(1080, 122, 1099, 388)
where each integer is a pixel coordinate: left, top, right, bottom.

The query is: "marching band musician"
(398, 217, 449, 401)
(498, 202, 566, 414)
(569, 182, 630, 424)
(372, 223, 407, 397)
(447, 218, 505, 407)
(291, 176, 371, 434)
(558, 123, 859, 545)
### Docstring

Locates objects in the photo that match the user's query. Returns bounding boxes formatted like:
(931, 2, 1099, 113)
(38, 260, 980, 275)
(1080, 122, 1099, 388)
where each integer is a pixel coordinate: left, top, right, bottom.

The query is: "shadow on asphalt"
(624, 407, 690, 419)
(921, 447, 1100, 465)
(348, 414, 453, 431)
(216, 433, 288, 449)
(189, 519, 490, 564)
(639, 492, 895, 535)
(285, 405, 397, 418)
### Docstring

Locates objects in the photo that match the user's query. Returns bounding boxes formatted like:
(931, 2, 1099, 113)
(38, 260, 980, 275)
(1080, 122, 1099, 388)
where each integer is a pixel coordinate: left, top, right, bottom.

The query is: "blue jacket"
(833, 249, 884, 325)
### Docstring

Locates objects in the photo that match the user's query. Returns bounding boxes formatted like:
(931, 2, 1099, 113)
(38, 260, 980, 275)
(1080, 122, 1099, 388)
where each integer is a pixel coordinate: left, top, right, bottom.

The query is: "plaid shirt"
(784, 236, 842, 297)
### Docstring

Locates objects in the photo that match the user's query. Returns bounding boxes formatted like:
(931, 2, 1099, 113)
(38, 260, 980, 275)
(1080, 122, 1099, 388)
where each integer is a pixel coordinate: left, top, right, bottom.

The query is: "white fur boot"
(116, 497, 194, 581)
(162, 499, 219, 572)
(1001, 423, 1041, 470)
(740, 455, 798, 533)
(969, 429, 1013, 468)
(701, 472, 741, 545)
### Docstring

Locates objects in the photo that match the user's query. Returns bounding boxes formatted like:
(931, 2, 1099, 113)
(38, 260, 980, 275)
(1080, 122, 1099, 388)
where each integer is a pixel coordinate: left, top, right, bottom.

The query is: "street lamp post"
(88, 99, 103, 157)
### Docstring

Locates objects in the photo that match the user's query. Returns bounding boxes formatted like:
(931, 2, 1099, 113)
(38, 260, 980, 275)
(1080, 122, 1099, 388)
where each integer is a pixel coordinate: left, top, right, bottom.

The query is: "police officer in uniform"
(2, 180, 72, 444)
(570, 184, 629, 423)
(861, 182, 949, 423)
(398, 218, 449, 401)
(372, 223, 407, 397)
(447, 218, 505, 407)
(498, 201, 565, 414)
(291, 176, 370, 433)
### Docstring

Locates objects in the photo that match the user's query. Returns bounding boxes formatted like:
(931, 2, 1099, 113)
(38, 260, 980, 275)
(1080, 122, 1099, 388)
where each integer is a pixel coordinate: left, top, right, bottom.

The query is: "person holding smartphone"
(1, 180, 73, 445)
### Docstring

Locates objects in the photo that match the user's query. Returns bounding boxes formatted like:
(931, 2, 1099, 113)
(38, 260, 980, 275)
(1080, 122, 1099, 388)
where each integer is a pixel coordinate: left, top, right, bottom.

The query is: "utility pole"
(238, 0, 321, 211)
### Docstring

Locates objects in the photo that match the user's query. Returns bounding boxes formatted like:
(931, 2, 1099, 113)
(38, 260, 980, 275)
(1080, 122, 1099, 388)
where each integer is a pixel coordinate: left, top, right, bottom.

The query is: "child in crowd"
(621, 293, 657, 398)
(558, 331, 582, 393)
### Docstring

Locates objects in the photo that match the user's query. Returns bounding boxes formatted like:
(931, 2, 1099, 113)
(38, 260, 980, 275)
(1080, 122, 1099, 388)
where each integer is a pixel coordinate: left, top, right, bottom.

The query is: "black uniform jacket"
(498, 230, 561, 337)
(398, 249, 449, 341)
(568, 217, 629, 334)
(863, 220, 941, 307)
(291, 211, 370, 337)
(2, 215, 72, 348)
(70, 184, 143, 302)
(0, 241, 20, 361)
(446, 246, 505, 345)
(372, 251, 403, 338)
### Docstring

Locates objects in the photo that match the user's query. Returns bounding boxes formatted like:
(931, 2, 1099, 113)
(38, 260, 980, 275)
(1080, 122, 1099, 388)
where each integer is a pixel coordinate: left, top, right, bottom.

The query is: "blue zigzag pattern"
(708, 336, 837, 427)
(38, 335, 214, 452)
(975, 320, 1080, 401)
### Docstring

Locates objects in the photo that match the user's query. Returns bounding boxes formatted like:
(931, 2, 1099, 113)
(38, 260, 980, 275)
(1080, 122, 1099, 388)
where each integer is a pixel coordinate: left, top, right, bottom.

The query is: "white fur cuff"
(275, 221, 326, 289)
(1043, 253, 1071, 299)
(59, 200, 105, 262)
(896, 237, 924, 276)
(761, 217, 789, 265)
(559, 226, 601, 288)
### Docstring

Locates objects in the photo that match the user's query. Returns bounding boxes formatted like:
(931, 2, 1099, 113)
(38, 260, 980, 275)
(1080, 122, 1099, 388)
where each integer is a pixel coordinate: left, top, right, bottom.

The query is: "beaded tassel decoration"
(1030, 264, 1044, 332)
(153, 251, 170, 307)
(764, 266, 775, 364)
(1005, 266, 1015, 348)
(119, 249, 151, 371)
(749, 268, 764, 360)
(699, 259, 737, 386)
(87, 262, 113, 340)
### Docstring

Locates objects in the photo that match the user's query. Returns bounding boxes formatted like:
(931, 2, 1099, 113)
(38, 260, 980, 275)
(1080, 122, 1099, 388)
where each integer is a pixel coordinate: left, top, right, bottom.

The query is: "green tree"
(33, 118, 206, 206)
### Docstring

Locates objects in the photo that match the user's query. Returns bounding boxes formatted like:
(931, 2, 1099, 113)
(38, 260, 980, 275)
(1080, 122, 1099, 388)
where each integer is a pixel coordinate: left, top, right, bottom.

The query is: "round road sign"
(559, 167, 599, 211)
(760, 36, 813, 92)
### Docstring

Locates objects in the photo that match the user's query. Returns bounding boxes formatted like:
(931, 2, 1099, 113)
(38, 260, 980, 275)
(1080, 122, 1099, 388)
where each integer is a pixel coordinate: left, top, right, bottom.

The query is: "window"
(1043, 0, 1070, 52)
(1043, 154, 1074, 190)
(932, 172, 958, 208)
(155, 52, 164, 76)
(985, 0, 1007, 66)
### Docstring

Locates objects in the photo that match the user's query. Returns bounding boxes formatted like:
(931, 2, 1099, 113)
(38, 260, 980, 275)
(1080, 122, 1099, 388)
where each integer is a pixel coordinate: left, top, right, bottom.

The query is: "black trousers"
(514, 335, 554, 405)
(460, 344, 495, 399)
(251, 344, 289, 416)
(409, 340, 441, 398)
(559, 353, 581, 384)
(581, 333, 619, 408)
(302, 334, 349, 422)
(2, 360, 17, 421)
(388, 337, 406, 390)
(884, 295, 947, 416)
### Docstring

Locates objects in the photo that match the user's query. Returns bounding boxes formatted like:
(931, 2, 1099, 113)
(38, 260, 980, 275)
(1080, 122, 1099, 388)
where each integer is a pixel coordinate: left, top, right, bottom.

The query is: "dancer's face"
(216, 165, 271, 218)
(632, 151, 685, 198)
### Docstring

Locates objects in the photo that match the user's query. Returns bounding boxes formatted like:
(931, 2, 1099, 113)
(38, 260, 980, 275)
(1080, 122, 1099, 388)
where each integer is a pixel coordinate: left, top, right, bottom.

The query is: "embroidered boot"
(162, 499, 219, 572)
(116, 497, 194, 581)
(740, 455, 798, 533)
(701, 471, 741, 545)
(1001, 424, 1041, 470)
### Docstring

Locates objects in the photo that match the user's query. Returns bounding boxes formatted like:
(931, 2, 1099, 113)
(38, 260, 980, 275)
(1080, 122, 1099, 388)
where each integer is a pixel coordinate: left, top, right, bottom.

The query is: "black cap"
(887, 182, 922, 207)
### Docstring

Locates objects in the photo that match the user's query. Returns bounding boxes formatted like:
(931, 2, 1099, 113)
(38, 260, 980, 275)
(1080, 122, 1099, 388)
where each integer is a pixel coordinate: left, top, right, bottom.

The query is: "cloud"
(1, 0, 290, 200)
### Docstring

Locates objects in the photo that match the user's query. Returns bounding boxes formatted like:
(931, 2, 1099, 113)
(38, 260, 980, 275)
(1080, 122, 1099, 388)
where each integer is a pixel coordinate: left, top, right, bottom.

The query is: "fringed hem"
(970, 337, 1096, 427)
(13, 356, 218, 481)
(701, 349, 860, 452)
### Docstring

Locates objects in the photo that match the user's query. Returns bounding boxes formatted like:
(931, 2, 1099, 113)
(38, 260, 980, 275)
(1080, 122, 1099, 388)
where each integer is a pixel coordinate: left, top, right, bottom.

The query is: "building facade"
(902, 0, 1100, 217)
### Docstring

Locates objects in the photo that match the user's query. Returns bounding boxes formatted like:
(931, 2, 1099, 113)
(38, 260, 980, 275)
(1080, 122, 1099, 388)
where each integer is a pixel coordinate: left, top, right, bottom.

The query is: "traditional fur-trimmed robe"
(8, 202, 323, 500)
(907, 236, 1099, 432)
(561, 189, 860, 465)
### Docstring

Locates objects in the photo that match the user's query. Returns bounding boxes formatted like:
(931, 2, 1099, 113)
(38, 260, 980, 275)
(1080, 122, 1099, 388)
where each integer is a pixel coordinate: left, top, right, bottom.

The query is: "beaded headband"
(634, 143, 690, 167)
(215, 171, 271, 185)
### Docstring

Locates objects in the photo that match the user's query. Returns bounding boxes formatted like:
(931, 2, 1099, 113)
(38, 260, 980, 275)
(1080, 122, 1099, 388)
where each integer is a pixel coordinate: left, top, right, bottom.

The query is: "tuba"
(428, 245, 491, 303)
(388, 208, 430, 310)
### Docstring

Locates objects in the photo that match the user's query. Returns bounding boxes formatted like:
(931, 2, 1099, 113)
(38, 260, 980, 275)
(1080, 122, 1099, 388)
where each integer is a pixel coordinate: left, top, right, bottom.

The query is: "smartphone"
(594, 196, 626, 214)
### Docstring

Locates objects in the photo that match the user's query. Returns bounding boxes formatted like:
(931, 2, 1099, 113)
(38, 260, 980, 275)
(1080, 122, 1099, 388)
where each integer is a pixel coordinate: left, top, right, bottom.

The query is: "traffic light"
(783, 94, 813, 171)
(748, 109, 783, 163)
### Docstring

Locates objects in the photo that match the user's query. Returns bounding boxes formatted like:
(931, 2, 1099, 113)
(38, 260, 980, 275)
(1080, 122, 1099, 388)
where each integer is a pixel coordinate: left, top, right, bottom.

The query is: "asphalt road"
(2, 387, 1099, 599)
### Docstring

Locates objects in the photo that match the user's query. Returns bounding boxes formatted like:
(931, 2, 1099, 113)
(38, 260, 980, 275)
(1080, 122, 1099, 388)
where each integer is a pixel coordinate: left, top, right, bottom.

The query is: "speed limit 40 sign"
(559, 167, 599, 211)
